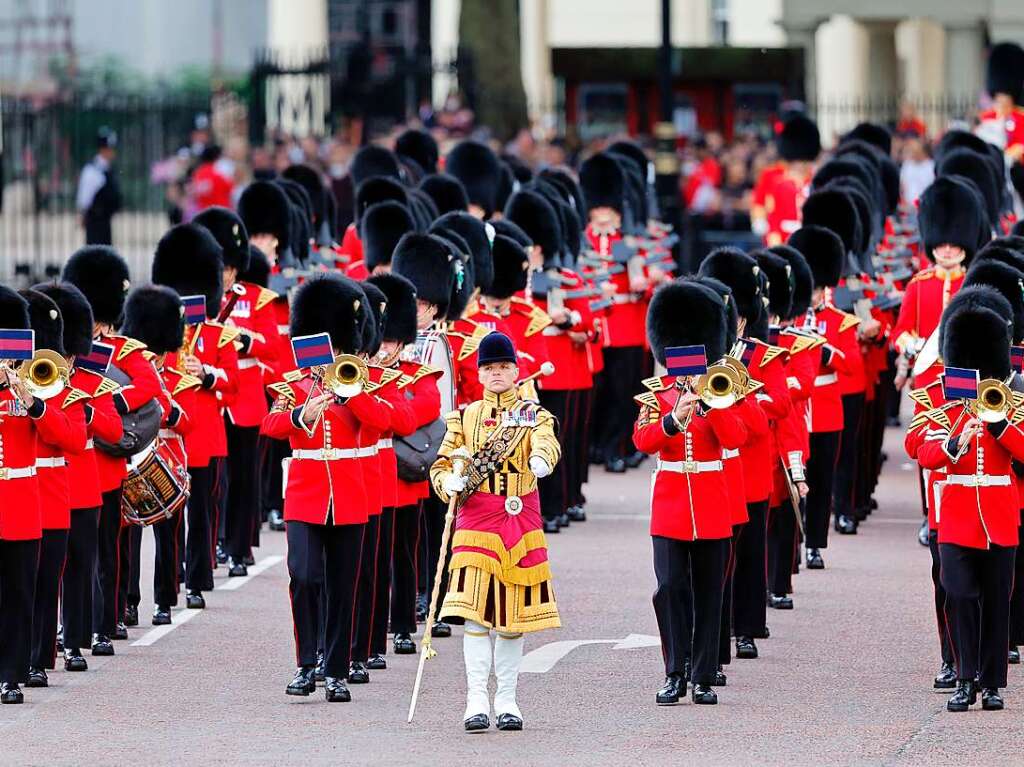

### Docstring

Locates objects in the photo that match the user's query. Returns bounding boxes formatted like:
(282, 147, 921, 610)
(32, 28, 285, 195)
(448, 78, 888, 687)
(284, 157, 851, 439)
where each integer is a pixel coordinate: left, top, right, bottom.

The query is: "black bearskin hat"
(502, 154, 533, 184)
(433, 211, 495, 293)
(32, 282, 94, 357)
(937, 148, 1000, 228)
(391, 233, 457, 316)
(485, 235, 530, 300)
(282, 164, 328, 235)
(918, 176, 986, 262)
(1014, 220, 1024, 238)
(490, 219, 532, 249)
(355, 176, 410, 233)
(935, 130, 992, 164)
(504, 190, 562, 268)
(940, 286, 1012, 380)
(152, 223, 225, 319)
(120, 286, 185, 355)
(495, 162, 516, 215)
(409, 187, 440, 230)
(20, 289, 64, 356)
(697, 247, 762, 321)
(429, 232, 474, 321)
(366, 272, 418, 345)
(289, 275, 365, 355)
(973, 244, 1024, 274)
(801, 189, 862, 258)
(777, 115, 821, 162)
(359, 280, 386, 357)
(350, 145, 402, 187)
(237, 180, 292, 251)
(768, 245, 813, 319)
(580, 152, 626, 215)
(964, 260, 1024, 342)
(446, 141, 502, 217)
(694, 276, 739, 351)
(62, 245, 130, 326)
(606, 141, 650, 180)
(362, 201, 416, 271)
(0, 286, 29, 330)
(193, 206, 250, 272)
(844, 122, 892, 156)
(990, 235, 1024, 254)
(647, 279, 728, 365)
(753, 249, 794, 320)
(396, 129, 439, 175)
(238, 245, 271, 288)
(787, 226, 845, 289)
(539, 168, 586, 217)
(987, 42, 1024, 102)
(419, 174, 469, 215)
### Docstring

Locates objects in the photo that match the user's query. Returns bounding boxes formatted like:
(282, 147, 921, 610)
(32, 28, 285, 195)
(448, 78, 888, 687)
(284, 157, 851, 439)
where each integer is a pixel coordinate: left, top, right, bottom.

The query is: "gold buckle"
(0, 468, 6, 480)
(321, 448, 339, 461)
(682, 461, 697, 473)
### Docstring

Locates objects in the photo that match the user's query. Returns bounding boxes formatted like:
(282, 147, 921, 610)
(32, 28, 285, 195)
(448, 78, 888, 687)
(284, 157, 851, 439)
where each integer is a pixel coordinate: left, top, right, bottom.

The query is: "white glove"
(442, 472, 468, 495)
(529, 455, 552, 479)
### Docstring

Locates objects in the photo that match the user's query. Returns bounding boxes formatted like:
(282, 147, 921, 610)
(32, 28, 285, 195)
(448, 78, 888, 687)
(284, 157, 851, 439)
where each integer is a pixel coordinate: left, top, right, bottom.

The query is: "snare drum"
(121, 438, 190, 526)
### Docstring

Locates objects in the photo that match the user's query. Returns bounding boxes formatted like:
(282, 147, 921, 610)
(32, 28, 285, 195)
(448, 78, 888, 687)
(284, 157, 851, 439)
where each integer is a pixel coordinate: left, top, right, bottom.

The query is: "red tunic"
(806, 304, 859, 433)
(740, 340, 792, 503)
(338, 224, 363, 266)
(35, 386, 89, 530)
(904, 377, 947, 531)
(156, 367, 201, 467)
(394, 362, 443, 508)
(66, 368, 122, 510)
(583, 225, 649, 348)
(752, 163, 810, 246)
(522, 270, 594, 391)
(890, 266, 964, 357)
(225, 282, 280, 428)
(978, 107, 1024, 152)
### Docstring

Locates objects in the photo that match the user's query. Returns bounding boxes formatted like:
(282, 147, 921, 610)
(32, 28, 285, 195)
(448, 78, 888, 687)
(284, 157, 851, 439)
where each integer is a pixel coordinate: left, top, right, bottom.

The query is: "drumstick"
(517, 361, 555, 386)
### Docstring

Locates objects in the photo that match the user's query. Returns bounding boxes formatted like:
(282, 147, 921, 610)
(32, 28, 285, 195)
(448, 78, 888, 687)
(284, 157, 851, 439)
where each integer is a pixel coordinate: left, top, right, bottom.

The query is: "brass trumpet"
(322, 353, 369, 398)
(18, 349, 69, 400)
(975, 378, 1013, 423)
(694, 363, 742, 410)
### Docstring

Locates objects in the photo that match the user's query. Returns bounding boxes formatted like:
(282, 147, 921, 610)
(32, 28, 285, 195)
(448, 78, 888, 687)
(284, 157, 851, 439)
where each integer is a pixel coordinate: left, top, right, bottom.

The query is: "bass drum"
(121, 438, 190, 526)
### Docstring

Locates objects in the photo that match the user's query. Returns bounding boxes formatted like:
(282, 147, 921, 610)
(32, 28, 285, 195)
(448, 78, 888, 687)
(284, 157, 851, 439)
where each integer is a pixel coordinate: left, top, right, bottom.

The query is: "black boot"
(268, 509, 285, 531)
(735, 637, 758, 659)
(152, 607, 172, 626)
(946, 680, 977, 712)
(393, 633, 416, 654)
(91, 634, 114, 656)
(464, 713, 490, 731)
(285, 666, 317, 696)
(228, 559, 248, 577)
(186, 591, 205, 609)
(0, 683, 24, 704)
(712, 666, 727, 687)
(567, 505, 587, 522)
(431, 621, 452, 638)
(543, 518, 560, 534)
(215, 542, 228, 565)
(113, 622, 128, 640)
(1009, 646, 1021, 665)
(314, 650, 326, 683)
(415, 594, 428, 623)
(366, 654, 387, 670)
(124, 605, 139, 627)
(769, 594, 793, 610)
(325, 676, 351, 702)
(981, 687, 1005, 711)
(835, 515, 858, 534)
(63, 649, 88, 672)
(656, 674, 685, 705)
(806, 548, 825, 569)
(557, 513, 570, 529)
(933, 662, 956, 689)
(624, 451, 646, 469)
(691, 684, 718, 704)
(348, 661, 370, 684)
(25, 668, 48, 688)
(604, 457, 627, 473)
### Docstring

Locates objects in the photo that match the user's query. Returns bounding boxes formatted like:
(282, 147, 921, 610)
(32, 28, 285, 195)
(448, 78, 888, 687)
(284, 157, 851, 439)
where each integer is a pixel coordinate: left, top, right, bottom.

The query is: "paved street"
(3, 423, 1022, 766)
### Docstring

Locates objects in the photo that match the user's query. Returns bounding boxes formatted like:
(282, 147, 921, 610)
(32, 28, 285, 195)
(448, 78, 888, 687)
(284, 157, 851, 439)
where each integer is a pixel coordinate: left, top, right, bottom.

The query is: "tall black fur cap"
(446, 141, 502, 217)
(237, 180, 292, 247)
(787, 226, 845, 289)
(192, 206, 250, 272)
(419, 173, 469, 215)
(504, 190, 562, 268)
(844, 122, 892, 156)
(409, 187, 440, 231)
(282, 164, 327, 230)
(289, 275, 365, 355)
(485, 234, 530, 300)
(940, 286, 1012, 379)
(768, 244, 813, 319)
(495, 162, 516, 214)
(753, 249, 794, 320)
(0, 286, 30, 331)
(693, 276, 739, 350)
(606, 141, 650, 180)
(428, 230, 474, 321)
(646, 279, 728, 365)
(391, 233, 456, 314)
(366, 272, 418, 345)
(355, 176, 410, 233)
(697, 247, 762, 321)
(986, 42, 1024, 102)
(777, 115, 821, 162)
(801, 188, 862, 257)
(151, 223, 225, 319)
(964, 260, 1024, 342)
(490, 219, 532, 249)
(539, 167, 586, 221)
(579, 152, 626, 215)
(433, 211, 495, 293)
(937, 148, 1000, 227)
(396, 129, 439, 175)
(19, 289, 64, 356)
(62, 245, 131, 326)
(32, 281, 94, 357)
(238, 245, 271, 288)
(359, 280, 386, 356)
(362, 201, 416, 271)
(120, 286, 185, 355)
(351, 145, 402, 187)
(918, 176, 986, 262)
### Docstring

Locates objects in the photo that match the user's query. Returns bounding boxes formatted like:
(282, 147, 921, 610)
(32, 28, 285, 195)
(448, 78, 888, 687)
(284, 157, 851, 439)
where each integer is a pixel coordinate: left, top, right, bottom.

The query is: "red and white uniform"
(805, 301, 860, 433)
(225, 283, 281, 428)
(35, 386, 90, 531)
(65, 369, 122, 511)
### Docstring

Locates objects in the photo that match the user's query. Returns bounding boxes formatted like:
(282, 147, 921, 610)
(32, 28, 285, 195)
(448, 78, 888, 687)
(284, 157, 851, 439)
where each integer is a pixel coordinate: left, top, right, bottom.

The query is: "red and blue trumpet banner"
(0, 328, 34, 361)
(665, 345, 708, 377)
(181, 295, 207, 325)
(291, 333, 335, 369)
(1012, 345, 1024, 373)
(943, 366, 979, 401)
(738, 338, 757, 368)
(77, 341, 115, 373)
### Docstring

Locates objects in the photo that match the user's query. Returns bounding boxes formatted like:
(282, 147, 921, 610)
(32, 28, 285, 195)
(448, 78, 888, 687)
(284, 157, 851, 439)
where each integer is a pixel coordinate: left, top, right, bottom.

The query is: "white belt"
(944, 474, 1012, 488)
(35, 457, 66, 469)
(814, 373, 837, 386)
(722, 448, 740, 459)
(610, 294, 636, 305)
(277, 324, 289, 334)
(237, 358, 260, 370)
(0, 466, 37, 480)
(376, 438, 393, 449)
(541, 326, 564, 337)
(657, 459, 724, 474)
(159, 429, 179, 440)
(292, 446, 378, 461)
(85, 438, 94, 450)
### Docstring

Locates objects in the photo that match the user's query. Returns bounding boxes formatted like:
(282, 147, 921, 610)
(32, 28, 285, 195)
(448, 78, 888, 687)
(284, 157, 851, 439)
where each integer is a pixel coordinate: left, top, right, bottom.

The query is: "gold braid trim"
(451, 528, 549, 585)
(448, 552, 553, 587)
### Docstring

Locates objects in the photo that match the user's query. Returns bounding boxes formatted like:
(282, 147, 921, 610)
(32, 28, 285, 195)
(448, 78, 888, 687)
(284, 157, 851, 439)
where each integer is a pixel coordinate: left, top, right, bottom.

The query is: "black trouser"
(370, 507, 395, 655)
(30, 529, 68, 670)
(0, 539, 40, 684)
(420, 494, 450, 621)
(928, 531, 955, 666)
(718, 527, 740, 665)
(805, 431, 840, 549)
(287, 520, 362, 678)
(538, 389, 568, 522)
(767, 502, 799, 596)
(351, 515, 380, 664)
(92, 488, 122, 636)
(213, 456, 228, 551)
(390, 503, 420, 635)
(564, 389, 586, 508)
(652, 535, 728, 687)
(125, 515, 181, 611)
(832, 393, 864, 521)
(939, 542, 1015, 688)
(733, 500, 769, 638)
(595, 346, 644, 461)
(579, 384, 596, 493)
(261, 436, 288, 517)
(226, 423, 260, 562)
(62, 507, 99, 652)
(185, 466, 215, 593)
(1010, 511, 1024, 646)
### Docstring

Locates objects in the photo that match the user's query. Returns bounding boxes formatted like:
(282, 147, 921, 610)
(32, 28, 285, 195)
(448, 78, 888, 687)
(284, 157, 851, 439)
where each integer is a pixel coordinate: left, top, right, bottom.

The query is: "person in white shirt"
(76, 128, 122, 244)
(899, 134, 935, 205)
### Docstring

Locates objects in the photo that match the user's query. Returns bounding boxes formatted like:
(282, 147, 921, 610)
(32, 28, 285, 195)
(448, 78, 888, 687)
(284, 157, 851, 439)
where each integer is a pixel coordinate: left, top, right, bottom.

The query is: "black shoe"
(63, 650, 88, 672)
(394, 633, 416, 654)
(496, 713, 523, 731)
(557, 513, 570, 528)
(25, 668, 48, 688)
(917, 520, 930, 547)
(366, 654, 387, 670)
(835, 514, 858, 534)
(55, 627, 63, 653)
(243, 553, 256, 566)
(431, 621, 452, 638)
(946, 680, 977, 712)
(769, 594, 793, 610)
(348, 661, 370, 684)
(286, 666, 317, 696)
(1009, 646, 1021, 665)
(324, 676, 351, 702)
(268, 510, 285, 531)
(656, 673, 685, 705)
(415, 594, 428, 623)
(981, 687, 1005, 711)
(113, 622, 128, 640)
(0, 683, 23, 704)
(464, 713, 490, 731)
(228, 560, 248, 577)
(753, 625, 770, 640)
(691, 684, 718, 704)
(604, 458, 627, 474)
(124, 605, 139, 627)
(712, 668, 727, 687)
(91, 635, 114, 656)
(216, 542, 228, 565)
(186, 591, 205, 609)
(152, 607, 172, 626)
(543, 519, 560, 534)
(624, 451, 646, 469)
(314, 651, 325, 683)
(934, 662, 957, 689)
(589, 449, 604, 466)
(735, 637, 758, 659)
(806, 548, 825, 569)
(567, 505, 587, 522)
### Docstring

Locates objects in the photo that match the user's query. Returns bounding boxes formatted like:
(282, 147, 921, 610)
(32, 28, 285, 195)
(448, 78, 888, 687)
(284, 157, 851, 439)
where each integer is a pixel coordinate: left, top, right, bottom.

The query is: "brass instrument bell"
(18, 349, 69, 400)
(322, 353, 369, 398)
(976, 378, 1012, 423)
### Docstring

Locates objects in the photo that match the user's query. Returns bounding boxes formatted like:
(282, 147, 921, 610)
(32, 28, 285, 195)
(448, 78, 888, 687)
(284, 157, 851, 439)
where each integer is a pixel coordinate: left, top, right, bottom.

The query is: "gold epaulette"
(838, 312, 861, 333)
(283, 369, 304, 383)
(464, 302, 481, 318)
(218, 325, 242, 348)
(908, 268, 936, 285)
(268, 381, 296, 405)
(172, 371, 203, 396)
(759, 344, 786, 367)
(746, 379, 765, 397)
(921, 404, 956, 429)
(908, 411, 930, 431)
(116, 336, 147, 361)
(454, 323, 490, 361)
(523, 304, 552, 337)
(641, 376, 670, 393)
(396, 364, 440, 389)
(93, 375, 119, 397)
(142, 350, 156, 362)
(255, 287, 278, 311)
(62, 388, 91, 407)
(908, 386, 933, 411)
(786, 334, 819, 355)
(365, 366, 403, 394)
(633, 391, 660, 409)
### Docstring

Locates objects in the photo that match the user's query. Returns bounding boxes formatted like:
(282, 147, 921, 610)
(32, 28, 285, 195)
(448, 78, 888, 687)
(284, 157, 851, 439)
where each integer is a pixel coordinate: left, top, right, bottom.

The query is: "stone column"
(432, 0, 462, 107)
(520, 0, 554, 123)
(864, 21, 900, 99)
(943, 21, 984, 99)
